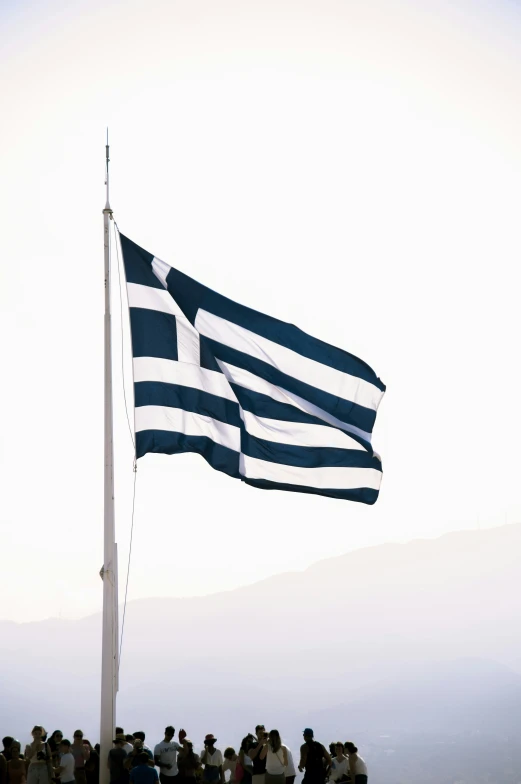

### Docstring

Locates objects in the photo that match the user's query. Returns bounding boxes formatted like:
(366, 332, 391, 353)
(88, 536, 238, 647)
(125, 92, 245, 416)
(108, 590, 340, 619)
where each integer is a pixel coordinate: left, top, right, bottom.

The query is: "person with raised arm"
(200, 736, 223, 784)
(259, 732, 287, 784)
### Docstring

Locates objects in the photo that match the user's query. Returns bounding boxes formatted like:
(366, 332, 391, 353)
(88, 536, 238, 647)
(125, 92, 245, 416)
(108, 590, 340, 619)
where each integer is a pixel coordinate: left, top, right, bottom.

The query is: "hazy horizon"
(2, 522, 521, 783)
(1, 520, 517, 624)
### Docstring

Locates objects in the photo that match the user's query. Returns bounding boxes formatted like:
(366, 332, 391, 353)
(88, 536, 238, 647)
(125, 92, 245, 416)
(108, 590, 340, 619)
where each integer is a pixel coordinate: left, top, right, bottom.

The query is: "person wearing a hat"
(200, 737, 223, 784)
(108, 736, 129, 784)
(298, 730, 330, 784)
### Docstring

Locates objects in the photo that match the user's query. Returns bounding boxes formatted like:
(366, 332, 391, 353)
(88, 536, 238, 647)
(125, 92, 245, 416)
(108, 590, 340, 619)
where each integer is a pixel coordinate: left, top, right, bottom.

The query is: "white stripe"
(195, 309, 383, 412)
(135, 405, 240, 452)
(218, 361, 372, 443)
(242, 411, 366, 451)
(240, 455, 382, 490)
(133, 357, 237, 403)
(176, 318, 200, 365)
(151, 256, 171, 288)
(127, 281, 184, 317)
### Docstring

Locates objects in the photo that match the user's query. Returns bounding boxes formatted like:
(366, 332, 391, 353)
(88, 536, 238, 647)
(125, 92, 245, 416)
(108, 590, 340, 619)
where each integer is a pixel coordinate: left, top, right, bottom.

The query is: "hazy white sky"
(1, 0, 520, 623)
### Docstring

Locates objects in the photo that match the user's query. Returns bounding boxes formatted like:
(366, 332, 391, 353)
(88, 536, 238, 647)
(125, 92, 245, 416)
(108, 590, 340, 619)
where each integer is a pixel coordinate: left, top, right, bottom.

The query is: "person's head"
(83, 740, 93, 750)
(344, 743, 358, 755)
(125, 735, 134, 744)
(95, 745, 100, 755)
(255, 725, 266, 741)
(133, 739, 144, 750)
(204, 735, 216, 748)
(303, 729, 314, 744)
(334, 743, 344, 757)
(268, 731, 281, 753)
(133, 732, 145, 743)
(73, 731, 84, 744)
(2, 737, 13, 751)
(164, 727, 175, 742)
(240, 736, 253, 754)
(51, 731, 63, 745)
(113, 738, 124, 749)
(115, 728, 124, 736)
(60, 740, 71, 754)
(223, 748, 235, 760)
(31, 727, 45, 741)
(10, 742, 21, 759)
(138, 752, 149, 766)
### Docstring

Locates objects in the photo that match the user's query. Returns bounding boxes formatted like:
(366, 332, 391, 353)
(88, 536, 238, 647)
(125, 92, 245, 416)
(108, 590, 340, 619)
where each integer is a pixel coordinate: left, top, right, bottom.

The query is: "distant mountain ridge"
(1, 524, 520, 784)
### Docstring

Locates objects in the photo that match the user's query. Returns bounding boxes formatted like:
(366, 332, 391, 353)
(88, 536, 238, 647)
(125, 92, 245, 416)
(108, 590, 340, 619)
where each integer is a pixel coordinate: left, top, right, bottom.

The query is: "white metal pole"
(100, 131, 117, 784)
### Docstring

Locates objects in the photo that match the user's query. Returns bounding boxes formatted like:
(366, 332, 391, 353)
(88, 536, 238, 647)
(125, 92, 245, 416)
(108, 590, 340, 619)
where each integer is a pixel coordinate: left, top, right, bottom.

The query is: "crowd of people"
(0, 725, 367, 784)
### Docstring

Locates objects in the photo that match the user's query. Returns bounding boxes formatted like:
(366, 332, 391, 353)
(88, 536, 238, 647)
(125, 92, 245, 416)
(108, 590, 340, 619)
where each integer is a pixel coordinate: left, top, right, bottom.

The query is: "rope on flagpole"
(113, 221, 136, 453)
(112, 218, 138, 668)
(119, 464, 137, 666)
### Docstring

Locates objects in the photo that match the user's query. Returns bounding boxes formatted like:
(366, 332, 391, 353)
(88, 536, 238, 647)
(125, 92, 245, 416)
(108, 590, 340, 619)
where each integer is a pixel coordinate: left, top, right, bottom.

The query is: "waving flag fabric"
(120, 234, 386, 504)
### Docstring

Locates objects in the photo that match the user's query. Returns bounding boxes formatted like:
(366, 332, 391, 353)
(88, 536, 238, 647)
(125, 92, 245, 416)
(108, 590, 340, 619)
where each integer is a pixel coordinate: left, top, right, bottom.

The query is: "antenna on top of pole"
(104, 128, 112, 213)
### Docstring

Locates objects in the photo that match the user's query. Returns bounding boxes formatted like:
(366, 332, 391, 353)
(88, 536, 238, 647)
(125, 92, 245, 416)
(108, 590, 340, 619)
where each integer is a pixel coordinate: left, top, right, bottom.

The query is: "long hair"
(268, 730, 281, 754)
(184, 742, 197, 768)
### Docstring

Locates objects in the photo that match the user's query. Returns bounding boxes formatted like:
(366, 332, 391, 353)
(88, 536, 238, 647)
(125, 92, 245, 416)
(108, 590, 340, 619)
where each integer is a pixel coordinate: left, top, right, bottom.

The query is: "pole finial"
(104, 127, 112, 213)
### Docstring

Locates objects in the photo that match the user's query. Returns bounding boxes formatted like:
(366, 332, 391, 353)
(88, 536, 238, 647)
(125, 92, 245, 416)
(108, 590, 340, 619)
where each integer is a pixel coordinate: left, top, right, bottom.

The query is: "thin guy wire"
(112, 218, 137, 667)
(119, 465, 137, 667)
(113, 221, 136, 452)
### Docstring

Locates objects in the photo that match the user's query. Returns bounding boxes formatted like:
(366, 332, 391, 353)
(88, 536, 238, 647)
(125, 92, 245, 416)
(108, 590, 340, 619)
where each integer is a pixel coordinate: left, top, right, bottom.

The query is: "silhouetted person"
(25, 726, 53, 784)
(129, 754, 158, 784)
(108, 737, 129, 784)
(344, 744, 367, 784)
(298, 730, 330, 784)
(2, 739, 14, 763)
(248, 726, 267, 784)
(154, 727, 184, 784)
(260, 731, 287, 784)
(200, 736, 223, 784)
(328, 744, 347, 783)
(7, 741, 26, 784)
(54, 740, 75, 784)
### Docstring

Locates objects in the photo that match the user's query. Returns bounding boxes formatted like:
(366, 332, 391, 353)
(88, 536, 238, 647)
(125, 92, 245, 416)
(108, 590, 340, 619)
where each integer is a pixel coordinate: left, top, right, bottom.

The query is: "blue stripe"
(136, 430, 240, 477)
(243, 477, 379, 504)
(134, 381, 241, 428)
(241, 433, 380, 470)
(231, 384, 371, 451)
(163, 266, 385, 392)
(203, 338, 377, 434)
(129, 308, 178, 361)
(120, 234, 165, 290)
(200, 335, 223, 372)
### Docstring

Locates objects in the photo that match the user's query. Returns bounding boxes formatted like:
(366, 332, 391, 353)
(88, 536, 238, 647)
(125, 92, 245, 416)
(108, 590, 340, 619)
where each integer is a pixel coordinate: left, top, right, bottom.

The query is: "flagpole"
(100, 130, 117, 784)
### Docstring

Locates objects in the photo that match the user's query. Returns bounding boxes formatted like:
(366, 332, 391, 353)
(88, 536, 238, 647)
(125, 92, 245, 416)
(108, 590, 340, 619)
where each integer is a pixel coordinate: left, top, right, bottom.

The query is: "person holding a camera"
(24, 726, 52, 784)
(247, 726, 267, 784)
(259, 731, 287, 784)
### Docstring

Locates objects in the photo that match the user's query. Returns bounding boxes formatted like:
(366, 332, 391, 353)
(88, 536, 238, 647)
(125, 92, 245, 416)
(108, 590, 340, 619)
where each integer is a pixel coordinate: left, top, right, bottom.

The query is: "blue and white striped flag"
(121, 234, 385, 504)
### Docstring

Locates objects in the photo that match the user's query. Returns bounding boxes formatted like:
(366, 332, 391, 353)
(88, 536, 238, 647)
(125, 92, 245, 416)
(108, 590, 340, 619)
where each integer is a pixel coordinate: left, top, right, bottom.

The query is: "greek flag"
(121, 234, 386, 504)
